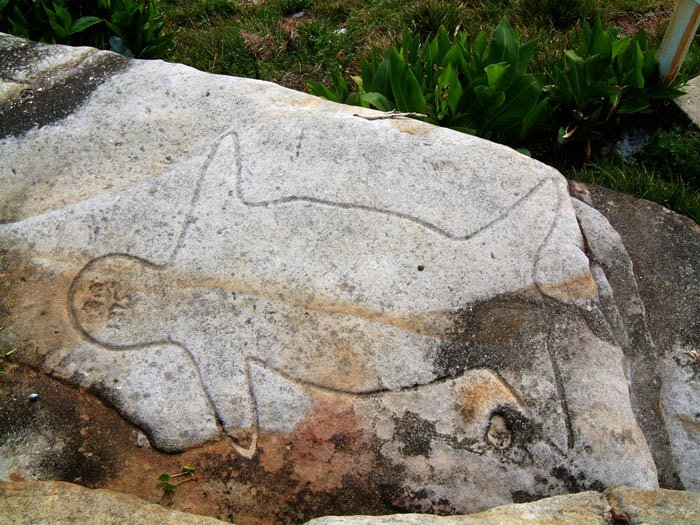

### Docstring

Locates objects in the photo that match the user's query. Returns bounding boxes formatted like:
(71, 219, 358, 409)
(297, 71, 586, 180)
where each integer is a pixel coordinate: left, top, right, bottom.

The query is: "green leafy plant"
(0, 0, 101, 43)
(104, 0, 172, 58)
(309, 18, 548, 146)
(0, 0, 172, 58)
(553, 15, 685, 150)
(43, 2, 102, 42)
(159, 464, 196, 504)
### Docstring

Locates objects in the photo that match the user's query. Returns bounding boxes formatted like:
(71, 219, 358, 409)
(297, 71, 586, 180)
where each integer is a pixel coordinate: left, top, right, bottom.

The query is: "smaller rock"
(0, 481, 228, 525)
(305, 487, 700, 524)
(607, 486, 700, 525)
(27, 393, 39, 402)
(305, 491, 608, 524)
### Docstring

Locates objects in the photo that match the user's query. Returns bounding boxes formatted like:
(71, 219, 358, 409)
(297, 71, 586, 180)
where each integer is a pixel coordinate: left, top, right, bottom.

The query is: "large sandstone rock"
(0, 33, 696, 522)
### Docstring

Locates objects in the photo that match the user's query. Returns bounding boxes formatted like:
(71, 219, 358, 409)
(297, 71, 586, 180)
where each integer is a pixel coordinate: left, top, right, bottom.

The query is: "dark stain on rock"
(392, 410, 436, 458)
(551, 465, 606, 493)
(0, 365, 125, 486)
(274, 476, 401, 524)
(489, 406, 539, 450)
(387, 486, 458, 515)
(430, 293, 553, 381)
(511, 490, 545, 504)
(0, 38, 128, 139)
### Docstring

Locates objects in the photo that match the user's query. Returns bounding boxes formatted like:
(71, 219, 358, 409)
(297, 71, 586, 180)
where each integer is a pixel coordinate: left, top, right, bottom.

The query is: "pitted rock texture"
(1, 34, 696, 523)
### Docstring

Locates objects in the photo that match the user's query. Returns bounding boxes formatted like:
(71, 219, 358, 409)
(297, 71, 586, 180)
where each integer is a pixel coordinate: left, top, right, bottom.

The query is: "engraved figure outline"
(67, 127, 575, 457)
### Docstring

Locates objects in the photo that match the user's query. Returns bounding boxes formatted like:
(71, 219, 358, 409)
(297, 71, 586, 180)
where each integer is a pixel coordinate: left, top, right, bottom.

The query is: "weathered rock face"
(570, 182, 700, 492)
(0, 33, 696, 523)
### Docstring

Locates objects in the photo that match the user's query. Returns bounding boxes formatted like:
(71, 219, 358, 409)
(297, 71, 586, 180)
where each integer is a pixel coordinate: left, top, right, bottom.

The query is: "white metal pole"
(657, 0, 700, 83)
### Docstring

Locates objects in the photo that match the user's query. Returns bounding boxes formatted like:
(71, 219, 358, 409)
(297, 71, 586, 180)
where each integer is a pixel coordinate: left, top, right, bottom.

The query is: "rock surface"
(0, 480, 228, 524)
(3, 481, 700, 525)
(307, 487, 700, 524)
(676, 74, 700, 127)
(0, 34, 697, 523)
(569, 182, 700, 491)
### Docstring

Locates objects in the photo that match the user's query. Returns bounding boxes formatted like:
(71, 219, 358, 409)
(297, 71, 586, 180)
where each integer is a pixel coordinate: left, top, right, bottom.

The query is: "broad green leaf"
(0, 0, 9, 11)
(641, 51, 656, 82)
(632, 30, 648, 52)
(332, 72, 349, 102)
(484, 62, 510, 91)
(403, 26, 418, 66)
(388, 48, 426, 113)
(564, 50, 587, 107)
(370, 54, 392, 97)
(48, 19, 69, 40)
(70, 16, 102, 34)
(437, 62, 462, 115)
(428, 36, 439, 66)
(436, 26, 450, 63)
(516, 40, 537, 75)
(474, 85, 505, 111)
(360, 54, 376, 90)
(473, 31, 488, 62)
(182, 465, 196, 473)
(488, 18, 518, 67)
(422, 42, 436, 91)
(52, 2, 72, 30)
(159, 473, 171, 482)
(630, 41, 645, 89)
(388, 48, 409, 110)
(612, 37, 631, 60)
(11, 5, 27, 26)
(307, 81, 340, 102)
(617, 97, 651, 114)
(442, 45, 464, 69)
(519, 98, 548, 138)
(587, 81, 621, 99)
(360, 92, 395, 111)
(643, 83, 685, 100)
(584, 55, 615, 87)
(346, 92, 362, 106)
(584, 15, 612, 60)
(488, 74, 543, 129)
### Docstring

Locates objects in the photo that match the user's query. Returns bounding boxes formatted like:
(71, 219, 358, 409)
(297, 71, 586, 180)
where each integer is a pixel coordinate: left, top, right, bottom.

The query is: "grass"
(157, 0, 700, 222)
(574, 159, 700, 224)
